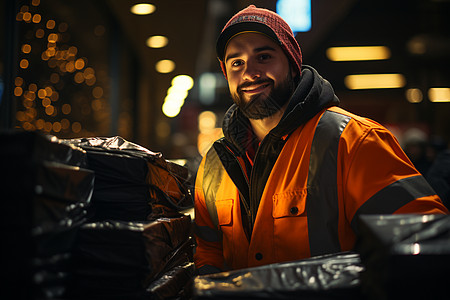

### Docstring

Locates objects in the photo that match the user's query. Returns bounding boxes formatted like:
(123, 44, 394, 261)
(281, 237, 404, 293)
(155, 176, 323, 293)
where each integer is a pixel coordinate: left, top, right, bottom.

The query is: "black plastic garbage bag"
(0, 130, 88, 168)
(68, 215, 194, 299)
(62, 136, 193, 221)
(0, 130, 93, 300)
(147, 261, 195, 300)
(355, 214, 450, 300)
(84, 150, 152, 221)
(194, 251, 364, 299)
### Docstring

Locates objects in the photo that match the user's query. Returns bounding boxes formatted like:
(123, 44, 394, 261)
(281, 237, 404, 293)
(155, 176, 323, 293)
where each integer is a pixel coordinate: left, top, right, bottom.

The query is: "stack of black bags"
(62, 136, 195, 299)
(0, 131, 94, 299)
(1, 131, 195, 300)
(356, 214, 450, 300)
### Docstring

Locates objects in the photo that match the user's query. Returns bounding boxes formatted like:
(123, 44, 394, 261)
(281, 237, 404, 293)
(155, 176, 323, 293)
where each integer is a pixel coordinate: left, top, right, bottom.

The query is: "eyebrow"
(225, 46, 277, 63)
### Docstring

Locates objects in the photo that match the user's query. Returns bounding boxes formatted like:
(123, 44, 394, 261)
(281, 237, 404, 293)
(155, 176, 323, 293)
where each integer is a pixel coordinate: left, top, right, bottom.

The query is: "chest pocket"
(216, 199, 233, 226)
(272, 189, 307, 218)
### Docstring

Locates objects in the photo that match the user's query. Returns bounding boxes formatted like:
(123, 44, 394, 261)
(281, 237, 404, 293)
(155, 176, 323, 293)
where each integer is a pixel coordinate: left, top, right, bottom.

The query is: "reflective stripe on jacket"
(194, 106, 448, 272)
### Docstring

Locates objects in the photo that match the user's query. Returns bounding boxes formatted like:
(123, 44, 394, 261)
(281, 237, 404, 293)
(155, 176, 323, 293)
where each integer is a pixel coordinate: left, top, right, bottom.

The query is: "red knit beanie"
(216, 5, 302, 78)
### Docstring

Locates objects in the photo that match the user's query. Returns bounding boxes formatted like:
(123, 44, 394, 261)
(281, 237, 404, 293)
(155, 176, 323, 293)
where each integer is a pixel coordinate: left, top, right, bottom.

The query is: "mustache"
(237, 79, 274, 93)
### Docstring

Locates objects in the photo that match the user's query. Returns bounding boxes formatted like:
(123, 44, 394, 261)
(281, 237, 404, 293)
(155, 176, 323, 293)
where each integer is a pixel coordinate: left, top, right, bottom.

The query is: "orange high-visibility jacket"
(194, 66, 448, 274)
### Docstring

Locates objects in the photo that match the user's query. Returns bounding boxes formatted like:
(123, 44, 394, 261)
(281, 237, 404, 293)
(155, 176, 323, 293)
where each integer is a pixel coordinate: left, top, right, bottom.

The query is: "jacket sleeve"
(340, 120, 449, 229)
(193, 156, 225, 275)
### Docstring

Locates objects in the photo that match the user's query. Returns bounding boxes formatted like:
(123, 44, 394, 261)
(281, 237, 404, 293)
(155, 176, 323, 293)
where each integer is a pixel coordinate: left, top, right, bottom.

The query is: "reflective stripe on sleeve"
(351, 175, 437, 231)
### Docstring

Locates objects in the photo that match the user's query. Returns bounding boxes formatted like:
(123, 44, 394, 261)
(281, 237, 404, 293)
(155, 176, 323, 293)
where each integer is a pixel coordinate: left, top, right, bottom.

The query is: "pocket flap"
(272, 189, 307, 218)
(216, 199, 233, 225)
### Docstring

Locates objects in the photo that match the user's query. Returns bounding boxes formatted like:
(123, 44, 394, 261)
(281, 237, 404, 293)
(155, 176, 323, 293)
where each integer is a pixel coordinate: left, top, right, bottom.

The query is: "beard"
(231, 72, 295, 120)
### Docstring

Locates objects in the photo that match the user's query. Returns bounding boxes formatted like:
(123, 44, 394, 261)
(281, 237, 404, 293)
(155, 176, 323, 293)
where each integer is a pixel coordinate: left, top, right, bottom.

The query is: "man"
(193, 5, 448, 275)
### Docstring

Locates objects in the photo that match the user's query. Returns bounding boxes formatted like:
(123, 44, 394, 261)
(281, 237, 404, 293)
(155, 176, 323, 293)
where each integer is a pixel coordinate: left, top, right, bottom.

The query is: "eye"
(258, 53, 271, 61)
(231, 59, 244, 67)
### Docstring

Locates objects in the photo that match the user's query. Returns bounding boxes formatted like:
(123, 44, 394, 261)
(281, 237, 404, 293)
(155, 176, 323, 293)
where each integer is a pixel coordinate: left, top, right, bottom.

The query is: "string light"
(14, 2, 110, 135)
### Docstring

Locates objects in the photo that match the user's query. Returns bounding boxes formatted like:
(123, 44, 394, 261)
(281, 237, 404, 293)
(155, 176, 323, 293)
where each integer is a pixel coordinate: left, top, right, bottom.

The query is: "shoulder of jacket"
(326, 106, 387, 131)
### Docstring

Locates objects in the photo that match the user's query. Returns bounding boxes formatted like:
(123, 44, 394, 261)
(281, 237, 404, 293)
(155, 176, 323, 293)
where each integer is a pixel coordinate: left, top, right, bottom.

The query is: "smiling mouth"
(240, 83, 271, 94)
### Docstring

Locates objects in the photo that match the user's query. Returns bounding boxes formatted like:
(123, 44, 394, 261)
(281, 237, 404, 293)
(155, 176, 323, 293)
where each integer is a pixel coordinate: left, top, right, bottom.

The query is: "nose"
(242, 60, 261, 81)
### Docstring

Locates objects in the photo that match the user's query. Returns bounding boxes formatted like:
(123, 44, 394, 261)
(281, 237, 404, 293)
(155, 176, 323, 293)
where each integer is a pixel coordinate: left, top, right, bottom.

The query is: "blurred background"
(1, 0, 449, 174)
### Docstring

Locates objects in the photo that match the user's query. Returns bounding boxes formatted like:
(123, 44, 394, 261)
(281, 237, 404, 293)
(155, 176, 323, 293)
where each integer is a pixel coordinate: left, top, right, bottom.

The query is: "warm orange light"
(32, 14, 41, 23)
(68, 46, 78, 56)
(15, 77, 23, 86)
(327, 46, 391, 61)
(61, 119, 70, 129)
(22, 44, 31, 54)
(48, 33, 58, 43)
(46, 19, 56, 29)
(75, 58, 85, 70)
(23, 12, 32, 22)
(155, 59, 175, 73)
(130, 3, 156, 15)
(72, 122, 82, 133)
(85, 76, 96, 86)
(74, 72, 84, 84)
(29, 84, 37, 92)
(92, 87, 103, 98)
(428, 88, 450, 102)
(37, 89, 46, 99)
(20, 59, 29, 69)
(344, 74, 406, 90)
(36, 29, 45, 38)
(53, 122, 62, 133)
(45, 105, 55, 115)
(42, 97, 51, 107)
(36, 119, 45, 130)
(65, 61, 75, 72)
(146, 36, 168, 48)
(14, 87, 23, 97)
(44, 121, 52, 132)
(45, 87, 53, 96)
(83, 67, 95, 79)
(62, 103, 71, 114)
(406, 88, 423, 103)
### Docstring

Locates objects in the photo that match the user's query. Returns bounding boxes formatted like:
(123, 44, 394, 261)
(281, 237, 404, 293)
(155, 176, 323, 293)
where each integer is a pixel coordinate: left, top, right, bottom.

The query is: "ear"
(220, 60, 228, 80)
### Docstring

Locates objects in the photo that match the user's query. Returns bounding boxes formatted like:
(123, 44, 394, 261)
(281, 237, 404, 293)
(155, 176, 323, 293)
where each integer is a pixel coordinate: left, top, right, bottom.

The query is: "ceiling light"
(155, 59, 175, 73)
(428, 88, 450, 102)
(344, 74, 406, 90)
(161, 74, 194, 117)
(130, 3, 156, 15)
(326, 46, 391, 61)
(406, 88, 423, 103)
(146, 35, 168, 48)
(171, 75, 194, 90)
(162, 101, 181, 118)
(165, 91, 187, 106)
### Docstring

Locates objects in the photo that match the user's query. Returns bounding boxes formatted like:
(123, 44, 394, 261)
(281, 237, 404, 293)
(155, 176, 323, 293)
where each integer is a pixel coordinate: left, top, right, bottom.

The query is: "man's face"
(224, 32, 296, 120)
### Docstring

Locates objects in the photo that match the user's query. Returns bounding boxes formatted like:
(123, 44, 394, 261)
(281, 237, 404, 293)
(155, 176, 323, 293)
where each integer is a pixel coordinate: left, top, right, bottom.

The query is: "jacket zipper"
(249, 139, 265, 226)
(249, 133, 287, 226)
